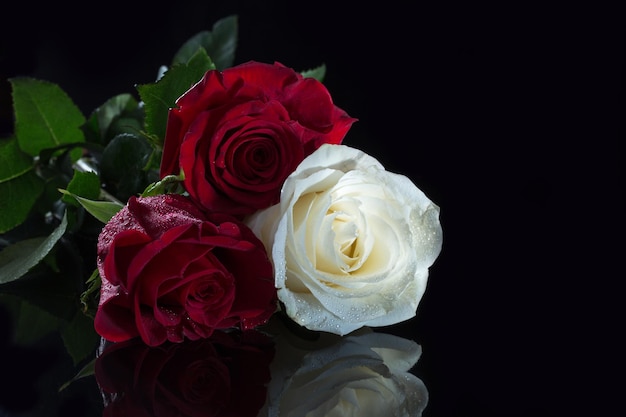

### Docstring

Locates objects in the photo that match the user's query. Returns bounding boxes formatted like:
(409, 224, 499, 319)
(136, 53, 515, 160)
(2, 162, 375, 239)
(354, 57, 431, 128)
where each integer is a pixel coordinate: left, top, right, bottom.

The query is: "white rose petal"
(247, 144, 443, 335)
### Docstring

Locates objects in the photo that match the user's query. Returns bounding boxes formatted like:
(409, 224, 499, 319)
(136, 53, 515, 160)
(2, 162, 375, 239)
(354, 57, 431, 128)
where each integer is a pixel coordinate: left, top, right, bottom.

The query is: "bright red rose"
(160, 60, 357, 217)
(94, 194, 277, 346)
(95, 330, 275, 417)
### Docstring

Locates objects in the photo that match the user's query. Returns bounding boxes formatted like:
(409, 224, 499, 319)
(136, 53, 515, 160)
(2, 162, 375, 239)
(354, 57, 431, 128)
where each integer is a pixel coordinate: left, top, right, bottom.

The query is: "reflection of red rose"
(160, 60, 357, 217)
(95, 330, 275, 417)
(94, 194, 277, 346)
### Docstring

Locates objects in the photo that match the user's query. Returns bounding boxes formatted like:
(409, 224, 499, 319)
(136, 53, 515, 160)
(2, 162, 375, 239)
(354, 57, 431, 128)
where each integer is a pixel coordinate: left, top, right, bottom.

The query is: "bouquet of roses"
(0, 14, 443, 377)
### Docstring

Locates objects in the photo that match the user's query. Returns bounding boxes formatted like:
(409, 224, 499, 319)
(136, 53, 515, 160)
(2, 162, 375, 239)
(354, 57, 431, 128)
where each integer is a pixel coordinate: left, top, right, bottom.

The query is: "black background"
(1, 1, 624, 416)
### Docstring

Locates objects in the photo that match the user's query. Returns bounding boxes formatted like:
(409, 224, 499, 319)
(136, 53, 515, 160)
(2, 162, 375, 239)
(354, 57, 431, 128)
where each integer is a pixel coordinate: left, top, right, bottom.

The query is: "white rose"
(258, 324, 428, 417)
(246, 144, 443, 335)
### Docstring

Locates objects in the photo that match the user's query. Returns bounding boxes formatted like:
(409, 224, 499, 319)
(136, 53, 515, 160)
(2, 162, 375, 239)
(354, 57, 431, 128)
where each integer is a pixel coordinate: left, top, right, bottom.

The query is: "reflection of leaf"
(58, 357, 96, 392)
(1, 267, 78, 321)
(9, 77, 85, 159)
(0, 213, 67, 284)
(61, 308, 99, 366)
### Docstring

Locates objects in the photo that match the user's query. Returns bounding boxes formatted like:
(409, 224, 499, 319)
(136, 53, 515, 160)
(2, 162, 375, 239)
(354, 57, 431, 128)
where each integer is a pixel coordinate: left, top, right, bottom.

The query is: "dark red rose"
(160, 60, 357, 217)
(94, 194, 277, 346)
(95, 330, 275, 417)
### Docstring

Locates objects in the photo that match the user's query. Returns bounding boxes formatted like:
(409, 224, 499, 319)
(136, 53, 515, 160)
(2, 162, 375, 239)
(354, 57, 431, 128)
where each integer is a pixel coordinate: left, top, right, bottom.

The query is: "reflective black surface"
(1, 1, 623, 416)
(0, 307, 431, 417)
(95, 316, 428, 417)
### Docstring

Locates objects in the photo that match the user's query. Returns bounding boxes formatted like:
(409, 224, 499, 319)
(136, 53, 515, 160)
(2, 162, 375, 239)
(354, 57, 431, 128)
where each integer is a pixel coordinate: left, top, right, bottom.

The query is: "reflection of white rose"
(247, 144, 443, 335)
(258, 323, 428, 417)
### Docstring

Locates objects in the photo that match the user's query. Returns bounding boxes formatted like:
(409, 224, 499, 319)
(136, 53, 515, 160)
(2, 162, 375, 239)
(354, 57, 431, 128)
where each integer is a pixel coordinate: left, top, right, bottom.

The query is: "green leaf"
(173, 14, 238, 70)
(62, 170, 101, 207)
(80, 268, 101, 319)
(0, 172, 45, 233)
(100, 133, 156, 201)
(0, 136, 35, 179)
(0, 212, 67, 284)
(208, 15, 238, 69)
(82, 93, 143, 145)
(57, 189, 124, 223)
(301, 63, 327, 82)
(60, 309, 99, 366)
(141, 172, 186, 197)
(0, 138, 45, 233)
(10, 77, 86, 159)
(137, 48, 215, 143)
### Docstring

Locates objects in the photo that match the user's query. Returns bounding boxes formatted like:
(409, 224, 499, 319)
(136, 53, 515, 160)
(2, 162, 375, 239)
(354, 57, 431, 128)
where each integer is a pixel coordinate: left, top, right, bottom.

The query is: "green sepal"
(141, 171, 186, 197)
(80, 268, 101, 319)
(301, 63, 327, 82)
